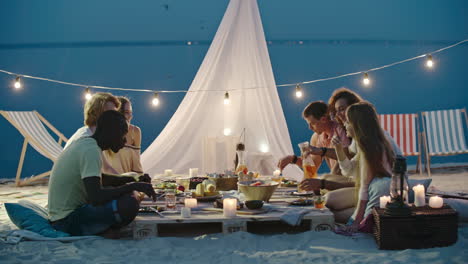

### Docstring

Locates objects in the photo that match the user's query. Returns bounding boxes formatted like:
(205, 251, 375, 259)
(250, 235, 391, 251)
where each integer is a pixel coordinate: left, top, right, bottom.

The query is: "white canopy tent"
(141, 0, 301, 179)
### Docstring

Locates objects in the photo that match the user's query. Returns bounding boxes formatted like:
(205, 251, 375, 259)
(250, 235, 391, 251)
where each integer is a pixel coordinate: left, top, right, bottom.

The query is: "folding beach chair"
(0, 110, 68, 186)
(421, 108, 468, 177)
(379, 113, 422, 175)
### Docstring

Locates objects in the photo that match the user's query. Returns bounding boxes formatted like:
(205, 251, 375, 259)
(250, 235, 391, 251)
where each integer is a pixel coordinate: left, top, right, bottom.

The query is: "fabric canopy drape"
(142, 0, 301, 179)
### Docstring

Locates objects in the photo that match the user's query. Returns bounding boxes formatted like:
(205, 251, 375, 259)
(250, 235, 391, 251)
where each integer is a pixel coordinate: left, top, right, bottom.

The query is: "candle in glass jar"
(181, 207, 191, 218)
(429, 196, 443, 208)
(223, 198, 237, 218)
(184, 198, 197, 208)
(413, 184, 426, 207)
(189, 168, 199, 178)
(379, 196, 391, 208)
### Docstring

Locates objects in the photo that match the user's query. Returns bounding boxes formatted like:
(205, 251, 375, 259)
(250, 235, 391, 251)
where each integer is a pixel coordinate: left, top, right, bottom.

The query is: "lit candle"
(379, 196, 391, 208)
(184, 198, 198, 208)
(273, 169, 281, 177)
(413, 184, 426, 207)
(181, 207, 191, 218)
(223, 198, 237, 218)
(189, 168, 199, 178)
(164, 169, 173, 177)
(429, 196, 443, 209)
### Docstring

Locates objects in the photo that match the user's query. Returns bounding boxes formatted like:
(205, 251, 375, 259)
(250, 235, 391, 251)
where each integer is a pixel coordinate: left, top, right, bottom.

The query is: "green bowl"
(244, 200, 264, 210)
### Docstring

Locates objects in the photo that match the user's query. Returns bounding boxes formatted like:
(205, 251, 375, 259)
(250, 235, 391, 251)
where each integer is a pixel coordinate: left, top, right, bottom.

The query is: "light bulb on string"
(152, 92, 160, 106)
(295, 84, 303, 98)
(426, 54, 434, 68)
(224, 92, 230, 105)
(362, 73, 370, 86)
(84, 88, 92, 101)
(14, 76, 22, 89)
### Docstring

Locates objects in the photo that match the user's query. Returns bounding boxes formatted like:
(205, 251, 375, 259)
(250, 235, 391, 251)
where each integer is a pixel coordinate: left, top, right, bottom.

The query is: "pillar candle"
(413, 184, 426, 207)
(429, 196, 443, 208)
(223, 198, 237, 218)
(379, 196, 391, 208)
(273, 169, 281, 177)
(164, 169, 173, 177)
(184, 198, 198, 208)
(189, 168, 199, 178)
(181, 207, 191, 218)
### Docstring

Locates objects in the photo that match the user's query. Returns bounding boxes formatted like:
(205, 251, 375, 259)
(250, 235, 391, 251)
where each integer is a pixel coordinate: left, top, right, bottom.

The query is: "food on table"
(154, 181, 177, 189)
(189, 177, 208, 189)
(249, 181, 272, 186)
(195, 183, 205, 197)
(290, 198, 313, 206)
(177, 185, 185, 192)
(282, 180, 298, 187)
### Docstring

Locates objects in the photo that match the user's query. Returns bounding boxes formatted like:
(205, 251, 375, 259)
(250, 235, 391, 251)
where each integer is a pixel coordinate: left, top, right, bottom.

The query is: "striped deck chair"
(379, 113, 422, 175)
(421, 108, 468, 177)
(0, 110, 68, 186)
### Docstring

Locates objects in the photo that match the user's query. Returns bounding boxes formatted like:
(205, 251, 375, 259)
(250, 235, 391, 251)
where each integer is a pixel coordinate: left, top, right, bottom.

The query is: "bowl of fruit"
(237, 180, 279, 202)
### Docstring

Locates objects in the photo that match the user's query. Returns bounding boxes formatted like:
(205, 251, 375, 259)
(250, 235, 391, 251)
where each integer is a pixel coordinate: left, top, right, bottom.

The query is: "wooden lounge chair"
(421, 108, 468, 177)
(379, 113, 422, 175)
(0, 110, 68, 186)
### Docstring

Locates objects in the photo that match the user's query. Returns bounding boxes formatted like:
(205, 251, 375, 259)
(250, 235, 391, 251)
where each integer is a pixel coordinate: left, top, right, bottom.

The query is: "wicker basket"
(208, 177, 238, 191)
(372, 205, 458, 250)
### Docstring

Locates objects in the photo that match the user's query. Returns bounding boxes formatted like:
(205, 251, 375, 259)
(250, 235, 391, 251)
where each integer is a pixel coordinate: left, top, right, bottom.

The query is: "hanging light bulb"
(362, 73, 370, 86)
(14, 76, 22, 89)
(224, 92, 230, 105)
(223, 128, 232, 136)
(426, 54, 434, 68)
(295, 84, 303, 98)
(84, 88, 92, 101)
(152, 92, 160, 106)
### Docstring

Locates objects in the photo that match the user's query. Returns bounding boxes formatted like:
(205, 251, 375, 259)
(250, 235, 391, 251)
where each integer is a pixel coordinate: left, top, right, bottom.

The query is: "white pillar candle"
(181, 207, 191, 218)
(189, 168, 199, 178)
(379, 196, 391, 208)
(413, 184, 426, 207)
(273, 169, 281, 177)
(223, 198, 237, 218)
(164, 169, 173, 177)
(184, 198, 198, 208)
(429, 196, 443, 209)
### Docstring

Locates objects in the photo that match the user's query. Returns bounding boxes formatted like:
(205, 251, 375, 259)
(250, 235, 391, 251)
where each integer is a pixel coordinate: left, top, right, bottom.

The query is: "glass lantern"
(384, 155, 412, 216)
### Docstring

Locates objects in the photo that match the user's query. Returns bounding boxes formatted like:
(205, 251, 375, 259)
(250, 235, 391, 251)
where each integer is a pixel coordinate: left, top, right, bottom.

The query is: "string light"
(84, 87, 92, 101)
(224, 92, 230, 105)
(295, 84, 303, 98)
(14, 76, 21, 89)
(152, 92, 160, 106)
(362, 72, 370, 86)
(426, 54, 434, 68)
(0, 39, 466, 103)
(260, 143, 269, 153)
(223, 128, 231, 136)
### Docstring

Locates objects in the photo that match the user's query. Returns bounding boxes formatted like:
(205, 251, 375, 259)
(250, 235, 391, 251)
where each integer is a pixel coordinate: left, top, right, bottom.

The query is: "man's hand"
(277, 155, 296, 171)
(304, 146, 322, 156)
(128, 182, 157, 201)
(299, 178, 321, 192)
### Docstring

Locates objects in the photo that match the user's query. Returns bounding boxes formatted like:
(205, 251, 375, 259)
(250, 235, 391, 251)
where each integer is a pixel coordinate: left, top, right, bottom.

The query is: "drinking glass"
(165, 190, 176, 210)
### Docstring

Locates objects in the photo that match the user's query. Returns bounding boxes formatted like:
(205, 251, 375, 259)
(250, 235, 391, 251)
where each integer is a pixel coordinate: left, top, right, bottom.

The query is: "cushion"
(445, 198, 468, 222)
(407, 178, 432, 203)
(5, 200, 70, 238)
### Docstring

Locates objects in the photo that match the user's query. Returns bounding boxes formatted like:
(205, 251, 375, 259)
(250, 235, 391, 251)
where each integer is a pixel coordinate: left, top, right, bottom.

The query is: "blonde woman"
(102, 96, 143, 175)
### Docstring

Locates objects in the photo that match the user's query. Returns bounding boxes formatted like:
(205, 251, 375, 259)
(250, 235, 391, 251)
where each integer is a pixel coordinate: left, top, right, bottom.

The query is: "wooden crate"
(373, 205, 458, 250)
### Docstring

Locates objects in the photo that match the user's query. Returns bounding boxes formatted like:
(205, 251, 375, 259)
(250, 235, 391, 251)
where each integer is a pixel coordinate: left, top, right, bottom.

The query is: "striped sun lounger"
(0, 110, 68, 186)
(379, 113, 422, 174)
(422, 108, 468, 177)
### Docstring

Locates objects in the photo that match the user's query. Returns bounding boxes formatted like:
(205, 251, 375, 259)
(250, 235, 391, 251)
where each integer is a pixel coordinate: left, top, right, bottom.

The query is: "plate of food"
(289, 198, 314, 206)
(282, 180, 298, 187)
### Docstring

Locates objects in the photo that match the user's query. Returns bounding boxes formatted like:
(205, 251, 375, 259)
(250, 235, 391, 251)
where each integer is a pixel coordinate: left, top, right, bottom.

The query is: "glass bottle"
(297, 141, 317, 192)
(235, 150, 248, 174)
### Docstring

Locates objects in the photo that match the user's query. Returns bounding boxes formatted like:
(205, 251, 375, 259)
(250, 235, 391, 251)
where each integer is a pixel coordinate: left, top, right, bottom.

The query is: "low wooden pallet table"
(126, 187, 335, 239)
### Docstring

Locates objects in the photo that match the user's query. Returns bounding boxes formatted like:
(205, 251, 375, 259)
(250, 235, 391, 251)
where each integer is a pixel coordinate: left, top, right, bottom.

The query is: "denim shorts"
(51, 200, 122, 236)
